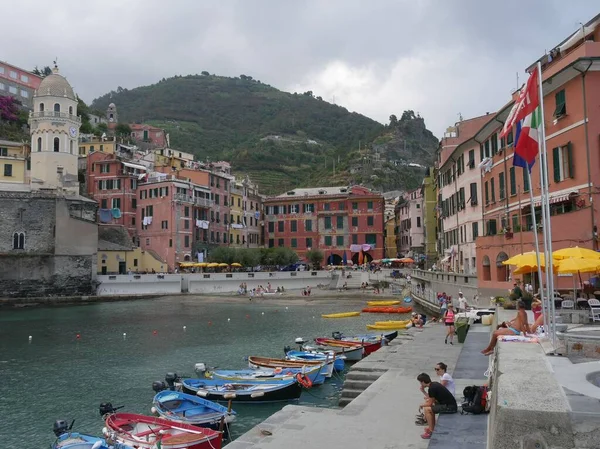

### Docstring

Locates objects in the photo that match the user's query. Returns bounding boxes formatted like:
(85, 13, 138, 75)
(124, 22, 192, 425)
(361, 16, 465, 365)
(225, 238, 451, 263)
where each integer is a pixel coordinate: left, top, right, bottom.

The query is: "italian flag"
(513, 106, 541, 171)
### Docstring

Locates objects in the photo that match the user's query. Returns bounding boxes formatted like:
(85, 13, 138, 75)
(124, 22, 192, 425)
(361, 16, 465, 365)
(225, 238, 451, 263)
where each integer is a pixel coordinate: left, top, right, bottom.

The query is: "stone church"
(0, 66, 98, 298)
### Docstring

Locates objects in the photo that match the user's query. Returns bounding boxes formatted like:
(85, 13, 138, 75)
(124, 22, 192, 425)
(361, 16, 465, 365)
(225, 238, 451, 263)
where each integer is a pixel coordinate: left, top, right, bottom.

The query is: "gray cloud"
(3, 0, 597, 136)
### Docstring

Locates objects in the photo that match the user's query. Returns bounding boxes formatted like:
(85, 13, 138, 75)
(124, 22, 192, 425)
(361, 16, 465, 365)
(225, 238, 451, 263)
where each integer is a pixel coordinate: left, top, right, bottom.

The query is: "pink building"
(396, 189, 424, 257)
(129, 124, 167, 147)
(137, 175, 212, 270)
(209, 171, 231, 245)
(0, 61, 43, 109)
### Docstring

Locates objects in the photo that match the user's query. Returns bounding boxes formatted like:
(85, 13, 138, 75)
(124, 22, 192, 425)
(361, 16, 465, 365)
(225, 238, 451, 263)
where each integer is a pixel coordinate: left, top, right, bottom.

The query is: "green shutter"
(567, 142, 574, 178)
(509, 167, 516, 195)
(523, 167, 530, 192)
(553, 147, 561, 182)
(485, 182, 489, 204)
(499, 172, 505, 199)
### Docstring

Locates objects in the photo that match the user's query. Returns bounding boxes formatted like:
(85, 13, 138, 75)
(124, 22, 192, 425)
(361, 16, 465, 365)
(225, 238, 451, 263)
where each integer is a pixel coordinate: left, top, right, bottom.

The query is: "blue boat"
(285, 350, 345, 372)
(52, 420, 133, 449)
(211, 364, 327, 385)
(181, 377, 302, 403)
(153, 390, 235, 428)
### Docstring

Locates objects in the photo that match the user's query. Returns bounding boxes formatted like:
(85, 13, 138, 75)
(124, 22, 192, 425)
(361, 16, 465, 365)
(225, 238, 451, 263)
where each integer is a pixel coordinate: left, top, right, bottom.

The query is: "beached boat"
(361, 306, 413, 314)
(285, 350, 345, 372)
(211, 364, 327, 385)
(181, 377, 303, 403)
(52, 421, 132, 449)
(367, 320, 411, 330)
(313, 338, 382, 356)
(104, 412, 223, 449)
(307, 344, 364, 362)
(153, 390, 235, 428)
(366, 300, 401, 306)
(334, 330, 399, 344)
(248, 356, 334, 378)
(321, 311, 361, 318)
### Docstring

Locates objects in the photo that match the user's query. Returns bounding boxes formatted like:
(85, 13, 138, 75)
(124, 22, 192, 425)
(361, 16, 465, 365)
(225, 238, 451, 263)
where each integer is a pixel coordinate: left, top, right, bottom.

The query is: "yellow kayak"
(366, 300, 401, 306)
(375, 320, 411, 326)
(367, 320, 411, 330)
(322, 311, 361, 319)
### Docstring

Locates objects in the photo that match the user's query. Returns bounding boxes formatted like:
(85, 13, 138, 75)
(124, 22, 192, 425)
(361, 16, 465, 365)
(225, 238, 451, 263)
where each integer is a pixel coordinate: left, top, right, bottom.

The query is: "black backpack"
(461, 385, 489, 414)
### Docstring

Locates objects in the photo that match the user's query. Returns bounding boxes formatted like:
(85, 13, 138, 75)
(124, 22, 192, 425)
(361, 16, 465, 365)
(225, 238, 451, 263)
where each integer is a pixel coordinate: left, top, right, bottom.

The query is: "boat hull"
(362, 306, 413, 313)
(366, 322, 410, 330)
(212, 366, 327, 385)
(247, 356, 334, 378)
(285, 351, 345, 372)
(314, 338, 382, 356)
(53, 432, 123, 449)
(105, 412, 222, 449)
(181, 378, 303, 403)
(366, 300, 401, 306)
(153, 391, 235, 428)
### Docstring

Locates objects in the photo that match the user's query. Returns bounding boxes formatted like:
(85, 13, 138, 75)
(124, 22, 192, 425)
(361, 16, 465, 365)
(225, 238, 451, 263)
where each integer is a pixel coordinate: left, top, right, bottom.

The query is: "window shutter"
(567, 142, 574, 178)
(509, 167, 516, 195)
(480, 144, 484, 162)
(553, 147, 561, 182)
(523, 167, 530, 192)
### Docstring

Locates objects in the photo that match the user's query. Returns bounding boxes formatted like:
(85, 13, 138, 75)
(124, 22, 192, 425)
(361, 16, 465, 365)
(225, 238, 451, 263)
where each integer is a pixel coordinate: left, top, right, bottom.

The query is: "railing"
(30, 111, 81, 123)
(194, 197, 213, 208)
(173, 193, 213, 208)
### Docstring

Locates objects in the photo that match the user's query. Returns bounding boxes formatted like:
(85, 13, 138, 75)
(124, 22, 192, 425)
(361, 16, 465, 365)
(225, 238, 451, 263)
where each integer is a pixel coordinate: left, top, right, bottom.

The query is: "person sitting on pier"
(416, 373, 457, 439)
(481, 300, 530, 356)
(411, 312, 424, 328)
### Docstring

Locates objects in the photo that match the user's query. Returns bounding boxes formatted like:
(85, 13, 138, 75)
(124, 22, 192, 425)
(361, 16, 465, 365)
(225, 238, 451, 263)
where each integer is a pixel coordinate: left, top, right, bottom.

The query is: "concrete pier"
(227, 321, 488, 449)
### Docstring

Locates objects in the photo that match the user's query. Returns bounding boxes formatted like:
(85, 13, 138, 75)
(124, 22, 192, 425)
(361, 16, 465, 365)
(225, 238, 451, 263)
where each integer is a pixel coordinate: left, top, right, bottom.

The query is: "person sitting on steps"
(415, 373, 457, 439)
(481, 300, 529, 355)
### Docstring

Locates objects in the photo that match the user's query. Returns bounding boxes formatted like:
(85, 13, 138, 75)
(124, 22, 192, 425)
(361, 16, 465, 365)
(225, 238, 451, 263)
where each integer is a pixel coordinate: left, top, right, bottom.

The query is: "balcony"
(29, 111, 81, 123)
(173, 193, 214, 208)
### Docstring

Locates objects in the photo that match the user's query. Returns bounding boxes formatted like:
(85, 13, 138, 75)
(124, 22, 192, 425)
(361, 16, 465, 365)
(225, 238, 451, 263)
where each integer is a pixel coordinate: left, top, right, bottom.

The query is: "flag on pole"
(513, 107, 541, 172)
(500, 66, 540, 138)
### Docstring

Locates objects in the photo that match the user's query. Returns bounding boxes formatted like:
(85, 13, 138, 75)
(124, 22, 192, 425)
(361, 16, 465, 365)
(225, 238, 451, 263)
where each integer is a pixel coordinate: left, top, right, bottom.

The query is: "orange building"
(476, 16, 600, 294)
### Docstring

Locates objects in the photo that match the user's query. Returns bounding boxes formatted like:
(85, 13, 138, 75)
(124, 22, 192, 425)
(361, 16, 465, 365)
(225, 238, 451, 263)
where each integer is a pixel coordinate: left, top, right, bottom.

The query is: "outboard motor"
(53, 420, 69, 437)
(194, 363, 207, 377)
(283, 345, 291, 355)
(152, 380, 168, 393)
(332, 331, 343, 340)
(99, 402, 122, 417)
(165, 372, 178, 390)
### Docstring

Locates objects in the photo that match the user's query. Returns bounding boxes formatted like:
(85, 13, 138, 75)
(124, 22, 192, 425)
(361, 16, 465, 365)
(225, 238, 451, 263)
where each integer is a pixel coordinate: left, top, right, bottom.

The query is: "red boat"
(105, 412, 223, 449)
(314, 338, 382, 356)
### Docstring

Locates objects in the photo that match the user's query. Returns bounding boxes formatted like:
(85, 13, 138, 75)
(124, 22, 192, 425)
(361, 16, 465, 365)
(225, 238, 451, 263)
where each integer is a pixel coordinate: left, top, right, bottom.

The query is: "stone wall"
(0, 192, 98, 298)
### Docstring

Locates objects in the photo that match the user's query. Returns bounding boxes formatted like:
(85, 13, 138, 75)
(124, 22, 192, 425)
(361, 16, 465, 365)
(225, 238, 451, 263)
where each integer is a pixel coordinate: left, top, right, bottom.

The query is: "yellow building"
(153, 148, 195, 169)
(0, 139, 29, 184)
(421, 168, 437, 268)
(229, 180, 245, 246)
(384, 216, 397, 258)
(78, 136, 117, 157)
(97, 225, 165, 274)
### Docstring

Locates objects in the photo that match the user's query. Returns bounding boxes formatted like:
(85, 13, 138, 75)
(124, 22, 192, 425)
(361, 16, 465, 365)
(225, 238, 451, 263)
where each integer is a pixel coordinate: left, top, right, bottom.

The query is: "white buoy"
(285, 307, 289, 310)
(227, 318, 231, 322)
(261, 312, 265, 315)
(123, 333, 127, 338)
(150, 406, 158, 415)
(183, 326, 187, 331)
(28, 335, 32, 342)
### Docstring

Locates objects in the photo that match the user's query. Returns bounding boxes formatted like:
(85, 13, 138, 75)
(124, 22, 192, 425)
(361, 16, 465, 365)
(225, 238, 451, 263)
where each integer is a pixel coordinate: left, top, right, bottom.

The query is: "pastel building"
(0, 140, 29, 184)
(396, 189, 424, 258)
(263, 185, 385, 264)
(0, 61, 42, 109)
(130, 124, 167, 147)
(476, 15, 600, 294)
(420, 168, 438, 267)
(436, 114, 492, 274)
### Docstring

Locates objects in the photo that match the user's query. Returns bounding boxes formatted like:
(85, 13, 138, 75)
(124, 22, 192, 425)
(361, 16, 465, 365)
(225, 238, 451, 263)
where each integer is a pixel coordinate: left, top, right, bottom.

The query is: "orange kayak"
(361, 306, 413, 314)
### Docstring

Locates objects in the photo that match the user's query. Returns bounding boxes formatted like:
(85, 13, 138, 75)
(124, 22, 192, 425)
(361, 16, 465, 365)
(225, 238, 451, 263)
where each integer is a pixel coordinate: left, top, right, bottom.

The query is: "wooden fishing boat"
(366, 300, 401, 306)
(321, 311, 361, 318)
(212, 364, 327, 385)
(52, 422, 131, 449)
(361, 306, 413, 314)
(153, 390, 235, 428)
(335, 330, 399, 344)
(307, 344, 364, 362)
(181, 377, 302, 403)
(247, 356, 333, 377)
(285, 350, 345, 372)
(104, 412, 223, 449)
(314, 338, 382, 356)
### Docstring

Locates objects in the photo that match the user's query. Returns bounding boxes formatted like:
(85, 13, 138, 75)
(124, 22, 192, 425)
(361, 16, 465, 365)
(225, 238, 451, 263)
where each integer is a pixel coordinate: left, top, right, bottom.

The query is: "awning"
(122, 161, 147, 171)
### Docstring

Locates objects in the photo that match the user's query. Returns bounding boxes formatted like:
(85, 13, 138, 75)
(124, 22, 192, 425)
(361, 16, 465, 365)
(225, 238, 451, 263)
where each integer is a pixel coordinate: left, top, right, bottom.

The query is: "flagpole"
(537, 60, 557, 348)
(536, 148, 552, 338)
(525, 164, 548, 335)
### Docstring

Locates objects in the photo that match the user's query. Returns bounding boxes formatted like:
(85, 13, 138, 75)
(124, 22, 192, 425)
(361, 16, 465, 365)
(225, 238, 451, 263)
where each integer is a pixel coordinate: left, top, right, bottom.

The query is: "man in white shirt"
(457, 292, 468, 313)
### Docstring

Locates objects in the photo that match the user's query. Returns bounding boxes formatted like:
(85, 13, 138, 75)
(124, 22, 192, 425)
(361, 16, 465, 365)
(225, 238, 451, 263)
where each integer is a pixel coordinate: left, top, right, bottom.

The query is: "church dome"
(36, 67, 76, 100)
(109, 103, 116, 108)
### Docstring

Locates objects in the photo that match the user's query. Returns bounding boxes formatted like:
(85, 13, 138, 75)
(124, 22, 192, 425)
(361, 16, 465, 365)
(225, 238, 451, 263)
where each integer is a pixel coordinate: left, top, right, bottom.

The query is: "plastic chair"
(588, 299, 600, 322)
(560, 300, 574, 310)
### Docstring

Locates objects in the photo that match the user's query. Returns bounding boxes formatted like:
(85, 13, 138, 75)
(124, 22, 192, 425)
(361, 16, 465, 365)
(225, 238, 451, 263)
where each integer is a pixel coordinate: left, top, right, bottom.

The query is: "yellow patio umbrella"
(553, 246, 600, 260)
(206, 263, 219, 268)
(502, 252, 549, 267)
(554, 257, 600, 274)
(231, 263, 242, 267)
(218, 263, 229, 267)
(195, 262, 208, 267)
(179, 262, 194, 268)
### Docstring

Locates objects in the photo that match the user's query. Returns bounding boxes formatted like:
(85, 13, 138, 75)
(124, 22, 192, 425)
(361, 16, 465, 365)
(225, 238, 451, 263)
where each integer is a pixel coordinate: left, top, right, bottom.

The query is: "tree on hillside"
(389, 114, 398, 127)
(401, 110, 416, 121)
(115, 123, 132, 137)
(0, 96, 20, 122)
(306, 249, 324, 270)
(32, 65, 52, 77)
(201, 71, 210, 76)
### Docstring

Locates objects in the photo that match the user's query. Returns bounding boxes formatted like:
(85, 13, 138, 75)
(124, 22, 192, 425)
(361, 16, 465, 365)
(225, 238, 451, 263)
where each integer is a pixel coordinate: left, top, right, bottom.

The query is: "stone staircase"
(338, 366, 388, 407)
(336, 272, 368, 290)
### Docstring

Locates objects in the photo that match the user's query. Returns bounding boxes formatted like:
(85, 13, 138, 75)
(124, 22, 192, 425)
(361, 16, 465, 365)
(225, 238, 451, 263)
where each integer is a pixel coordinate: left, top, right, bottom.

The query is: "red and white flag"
(500, 66, 540, 138)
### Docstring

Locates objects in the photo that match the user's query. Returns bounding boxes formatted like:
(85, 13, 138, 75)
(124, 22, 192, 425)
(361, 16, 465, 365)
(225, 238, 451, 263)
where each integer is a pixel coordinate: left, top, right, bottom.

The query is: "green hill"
(91, 74, 435, 194)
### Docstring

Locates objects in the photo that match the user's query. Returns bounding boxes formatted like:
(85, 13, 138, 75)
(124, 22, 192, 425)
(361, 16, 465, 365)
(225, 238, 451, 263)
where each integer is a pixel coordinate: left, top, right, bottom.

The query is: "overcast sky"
(4, 0, 598, 137)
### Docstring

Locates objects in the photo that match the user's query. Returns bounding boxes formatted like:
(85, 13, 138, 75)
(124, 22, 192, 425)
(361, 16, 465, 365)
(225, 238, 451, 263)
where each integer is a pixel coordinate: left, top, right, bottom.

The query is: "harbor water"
(0, 296, 410, 448)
